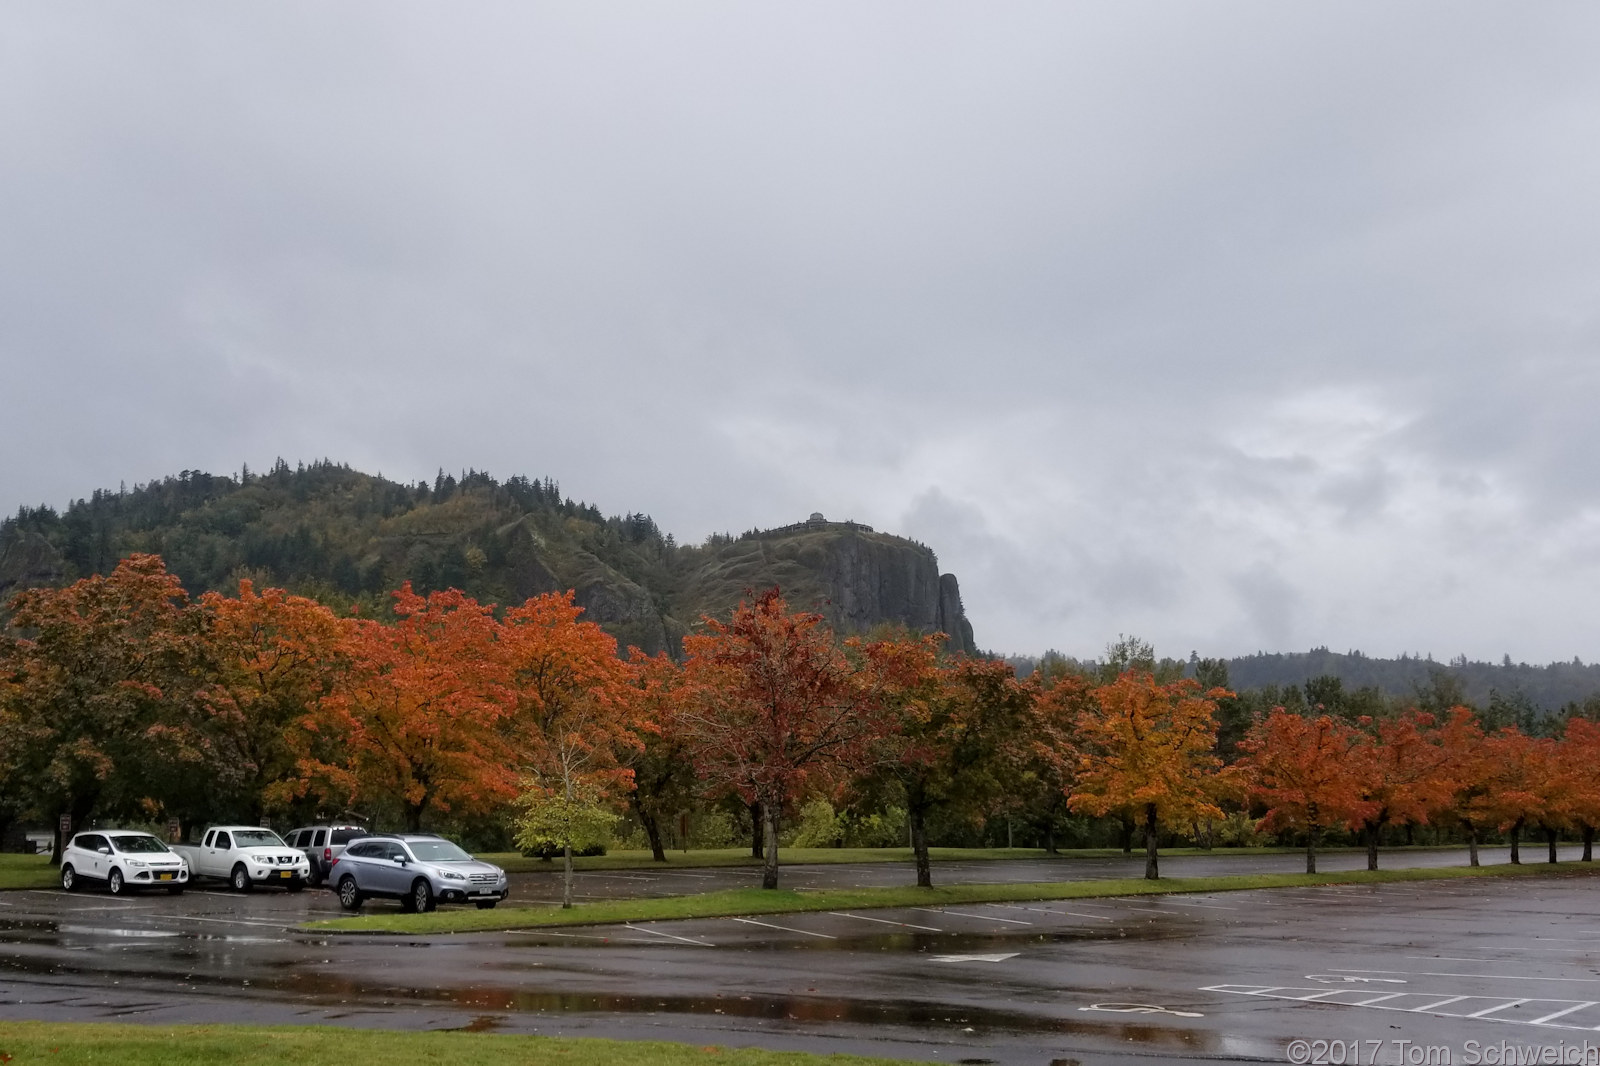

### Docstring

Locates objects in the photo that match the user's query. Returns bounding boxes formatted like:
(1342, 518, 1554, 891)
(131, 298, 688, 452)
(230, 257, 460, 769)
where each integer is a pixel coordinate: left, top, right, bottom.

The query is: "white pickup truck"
(170, 826, 312, 892)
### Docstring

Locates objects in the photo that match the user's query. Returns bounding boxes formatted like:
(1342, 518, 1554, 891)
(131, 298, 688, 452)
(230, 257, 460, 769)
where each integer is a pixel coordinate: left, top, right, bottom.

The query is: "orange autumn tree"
(1348, 710, 1451, 871)
(620, 650, 700, 864)
(867, 638, 1033, 889)
(1559, 718, 1600, 862)
(1019, 665, 1090, 854)
(190, 582, 347, 829)
(502, 591, 634, 909)
(1236, 709, 1371, 874)
(678, 589, 889, 890)
(1070, 670, 1230, 880)
(1479, 727, 1557, 865)
(1, 554, 203, 862)
(307, 584, 515, 832)
(1434, 707, 1496, 867)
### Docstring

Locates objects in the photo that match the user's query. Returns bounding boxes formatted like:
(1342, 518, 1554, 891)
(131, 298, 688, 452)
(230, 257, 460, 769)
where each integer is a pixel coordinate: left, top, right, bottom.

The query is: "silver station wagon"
(328, 834, 509, 913)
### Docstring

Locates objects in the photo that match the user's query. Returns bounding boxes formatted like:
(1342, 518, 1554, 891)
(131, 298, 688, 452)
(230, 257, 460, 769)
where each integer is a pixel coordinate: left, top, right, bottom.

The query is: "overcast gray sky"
(4, 3, 1599, 663)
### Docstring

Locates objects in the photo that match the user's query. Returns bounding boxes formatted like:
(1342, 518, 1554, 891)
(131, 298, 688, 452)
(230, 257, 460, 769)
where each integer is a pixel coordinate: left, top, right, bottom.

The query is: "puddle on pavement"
(0, 945, 1215, 1051)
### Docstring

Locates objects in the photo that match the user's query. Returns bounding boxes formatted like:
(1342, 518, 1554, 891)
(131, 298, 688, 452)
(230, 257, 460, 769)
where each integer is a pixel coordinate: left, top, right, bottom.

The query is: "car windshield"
(233, 830, 286, 847)
(110, 835, 169, 853)
(407, 840, 472, 862)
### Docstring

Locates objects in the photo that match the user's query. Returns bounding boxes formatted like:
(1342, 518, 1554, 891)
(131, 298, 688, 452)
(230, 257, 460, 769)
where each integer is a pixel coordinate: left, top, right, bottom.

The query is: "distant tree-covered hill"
(1220, 647, 1600, 717)
(1010, 643, 1600, 718)
(0, 460, 976, 657)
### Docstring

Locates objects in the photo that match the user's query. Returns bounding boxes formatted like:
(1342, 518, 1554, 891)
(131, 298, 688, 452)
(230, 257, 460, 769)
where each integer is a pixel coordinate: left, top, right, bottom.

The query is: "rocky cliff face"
(671, 523, 976, 655)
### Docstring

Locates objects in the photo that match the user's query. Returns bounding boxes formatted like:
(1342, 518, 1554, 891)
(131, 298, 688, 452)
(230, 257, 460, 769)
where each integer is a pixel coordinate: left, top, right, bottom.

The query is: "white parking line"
(1411, 996, 1469, 1012)
(826, 912, 942, 932)
(1467, 999, 1530, 1018)
(1156, 899, 1238, 911)
(730, 917, 836, 939)
(515, 930, 661, 944)
(623, 923, 713, 947)
(912, 908, 1030, 925)
(1332, 968, 1600, 985)
(1531, 1002, 1597, 1024)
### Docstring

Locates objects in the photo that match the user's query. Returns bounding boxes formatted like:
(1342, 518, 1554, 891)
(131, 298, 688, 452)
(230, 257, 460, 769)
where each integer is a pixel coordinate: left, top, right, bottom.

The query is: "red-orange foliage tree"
(1348, 711, 1451, 870)
(1236, 709, 1371, 874)
(619, 650, 699, 863)
(1559, 718, 1600, 862)
(190, 582, 346, 828)
(678, 589, 889, 889)
(308, 584, 515, 832)
(1, 554, 202, 861)
(868, 638, 1032, 888)
(1070, 671, 1229, 880)
(1433, 707, 1495, 866)
(502, 591, 634, 907)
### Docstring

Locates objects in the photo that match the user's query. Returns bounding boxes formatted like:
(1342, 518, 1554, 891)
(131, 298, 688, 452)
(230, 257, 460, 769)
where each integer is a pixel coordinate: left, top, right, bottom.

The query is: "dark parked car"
(285, 824, 368, 886)
(330, 834, 509, 913)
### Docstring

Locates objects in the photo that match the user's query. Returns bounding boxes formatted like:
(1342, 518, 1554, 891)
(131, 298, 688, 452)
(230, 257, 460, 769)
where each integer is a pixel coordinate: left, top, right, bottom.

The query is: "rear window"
(330, 828, 367, 845)
(312, 830, 326, 847)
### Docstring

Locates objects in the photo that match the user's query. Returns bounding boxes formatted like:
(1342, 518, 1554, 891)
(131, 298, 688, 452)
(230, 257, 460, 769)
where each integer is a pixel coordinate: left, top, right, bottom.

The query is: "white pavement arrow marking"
(1080, 1003, 1204, 1018)
(1307, 975, 1406, 985)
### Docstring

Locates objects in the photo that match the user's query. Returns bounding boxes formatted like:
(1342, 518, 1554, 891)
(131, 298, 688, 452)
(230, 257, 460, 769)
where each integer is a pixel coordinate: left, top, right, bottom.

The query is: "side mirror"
(394, 856, 408, 865)
(98, 846, 112, 855)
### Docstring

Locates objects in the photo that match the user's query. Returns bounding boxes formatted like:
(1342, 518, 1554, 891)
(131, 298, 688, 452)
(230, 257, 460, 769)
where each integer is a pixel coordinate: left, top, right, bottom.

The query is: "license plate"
(279, 870, 292, 878)
(158, 873, 173, 881)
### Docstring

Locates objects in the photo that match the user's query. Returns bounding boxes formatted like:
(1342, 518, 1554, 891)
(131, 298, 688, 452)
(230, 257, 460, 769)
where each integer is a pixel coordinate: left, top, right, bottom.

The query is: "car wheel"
(230, 864, 252, 892)
(305, 866, 322, 888)
(475, 901, 498, 910)
(337, 876, 363, 911)
(108, 868, 125, 895)
(411, 879, 435, 914)
(167, 885, 184, 895)
(61, 864, 77, 892)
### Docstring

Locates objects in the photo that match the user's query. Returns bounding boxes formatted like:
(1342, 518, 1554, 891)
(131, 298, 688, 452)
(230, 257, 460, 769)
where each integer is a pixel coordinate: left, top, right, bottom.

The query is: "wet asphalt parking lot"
(5, 849, 1600, 1066)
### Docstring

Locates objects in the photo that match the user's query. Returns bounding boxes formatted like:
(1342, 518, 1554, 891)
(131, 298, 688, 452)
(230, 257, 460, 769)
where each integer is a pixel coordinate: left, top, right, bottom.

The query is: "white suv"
(61, 831, 189, 895)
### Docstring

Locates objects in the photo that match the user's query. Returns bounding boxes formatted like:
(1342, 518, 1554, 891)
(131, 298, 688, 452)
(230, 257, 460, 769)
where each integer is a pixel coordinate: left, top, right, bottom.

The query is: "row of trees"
(3, 555, 1594, 901)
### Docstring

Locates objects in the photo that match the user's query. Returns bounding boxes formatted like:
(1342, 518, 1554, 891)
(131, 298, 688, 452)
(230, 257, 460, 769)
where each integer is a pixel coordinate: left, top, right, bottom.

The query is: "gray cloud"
(4, 2, 1600, 662)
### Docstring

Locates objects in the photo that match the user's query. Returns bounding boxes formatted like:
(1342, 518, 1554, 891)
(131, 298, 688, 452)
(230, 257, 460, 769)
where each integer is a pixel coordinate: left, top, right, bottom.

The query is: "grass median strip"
(0, 853, 56, 890)
(483, 843, 1480, 873)
(0, 1021, 910, 1066)
(305, 860, 1600, 935)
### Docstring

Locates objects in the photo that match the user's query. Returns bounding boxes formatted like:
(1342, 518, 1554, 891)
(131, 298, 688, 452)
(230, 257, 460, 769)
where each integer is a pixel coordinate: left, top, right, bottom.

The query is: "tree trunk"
(1546, 824, 1558, 864)
(1466, 822, 1480, 867)
(910, 802, 932, 888)
(1305, 817, 1320, 875)
(1583, 824, 1594, 863)
(1365, 822, 1379, 871)
(1405, 822, 1415, 846)
(761, 801, 780, 890)
(1510, 817, 1523, 864)
(1044, 823, 1057, 854)
(561, 842, 574, 908)
(1143, 803, 1160, 880)
(1119, 815, 1135, 855)
(750, 802, 763, 859)
(642, 812, 666, 863)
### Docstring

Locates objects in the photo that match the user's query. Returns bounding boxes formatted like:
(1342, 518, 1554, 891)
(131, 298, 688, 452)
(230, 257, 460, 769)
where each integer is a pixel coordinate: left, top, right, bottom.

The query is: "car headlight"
(441, 871, 465, 880)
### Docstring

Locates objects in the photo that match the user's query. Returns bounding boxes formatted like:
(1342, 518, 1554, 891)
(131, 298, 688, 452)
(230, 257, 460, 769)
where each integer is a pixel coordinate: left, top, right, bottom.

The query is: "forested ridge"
(0, 460, 973, 657)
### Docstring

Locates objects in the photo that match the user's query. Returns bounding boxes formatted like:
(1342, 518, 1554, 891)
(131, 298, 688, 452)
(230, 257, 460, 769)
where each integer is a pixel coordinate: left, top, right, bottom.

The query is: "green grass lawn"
(481, 842, 1479, 874)
(308, 858, 1600, 935)
(0, 1021, 911, 1066)
(0, 852, 57, 890)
